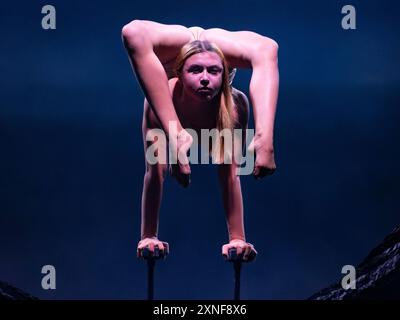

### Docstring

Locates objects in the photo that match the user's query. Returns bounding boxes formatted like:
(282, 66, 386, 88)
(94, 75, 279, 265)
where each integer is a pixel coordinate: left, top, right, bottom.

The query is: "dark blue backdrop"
(1, 0, 399, 299)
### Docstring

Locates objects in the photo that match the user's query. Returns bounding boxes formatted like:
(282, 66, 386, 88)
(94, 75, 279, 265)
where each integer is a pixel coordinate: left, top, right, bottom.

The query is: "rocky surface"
(309, 226, 400, 300)
(0, 280, 38, 300)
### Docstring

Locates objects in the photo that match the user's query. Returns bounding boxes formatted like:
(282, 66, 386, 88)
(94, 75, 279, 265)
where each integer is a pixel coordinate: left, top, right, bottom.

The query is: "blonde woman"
(122, 21, 279, 262)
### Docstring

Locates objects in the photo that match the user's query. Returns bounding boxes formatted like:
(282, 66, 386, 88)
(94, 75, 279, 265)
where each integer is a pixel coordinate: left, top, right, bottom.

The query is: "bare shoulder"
(231, 87, 249, 128)
(232, 87, 249, 109)
(168, 77, 179, 93)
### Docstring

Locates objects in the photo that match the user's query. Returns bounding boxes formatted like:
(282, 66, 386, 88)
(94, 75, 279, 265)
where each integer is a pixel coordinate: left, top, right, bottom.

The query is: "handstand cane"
(140, 245, 168, 301)
(228, 248, 242, 300)
(227, 247, 257, 300)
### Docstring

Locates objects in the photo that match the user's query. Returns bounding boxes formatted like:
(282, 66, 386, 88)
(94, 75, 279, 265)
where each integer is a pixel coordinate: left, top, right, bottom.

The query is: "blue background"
(1, 0, 399, 299)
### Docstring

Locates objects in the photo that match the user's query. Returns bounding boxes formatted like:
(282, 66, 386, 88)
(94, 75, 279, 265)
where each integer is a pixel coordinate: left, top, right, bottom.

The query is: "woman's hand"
(222, 239, 257, 262)
(137, 237, 169, 259)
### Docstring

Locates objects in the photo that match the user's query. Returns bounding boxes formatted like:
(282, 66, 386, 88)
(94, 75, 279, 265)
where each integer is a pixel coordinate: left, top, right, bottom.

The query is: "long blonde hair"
(174, 40, 237, 163)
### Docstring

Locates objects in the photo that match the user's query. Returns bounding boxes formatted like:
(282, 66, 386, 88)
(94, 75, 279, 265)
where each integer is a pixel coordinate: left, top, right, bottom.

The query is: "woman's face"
(180, 51, 224, 102)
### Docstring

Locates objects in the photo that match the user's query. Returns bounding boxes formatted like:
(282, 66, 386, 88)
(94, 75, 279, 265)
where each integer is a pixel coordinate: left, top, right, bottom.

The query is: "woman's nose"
(200, 78, 209, 86)
(200, 71, 210, 84)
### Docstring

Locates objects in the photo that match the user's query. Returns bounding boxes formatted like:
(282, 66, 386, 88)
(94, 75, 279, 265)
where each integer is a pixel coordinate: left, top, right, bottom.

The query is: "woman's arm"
(218, 162, 257, 262)
(217, 91, 257, 262)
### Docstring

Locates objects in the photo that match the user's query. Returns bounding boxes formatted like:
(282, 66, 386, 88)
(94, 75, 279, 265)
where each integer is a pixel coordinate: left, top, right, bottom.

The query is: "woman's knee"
(121, 20, 150, 51)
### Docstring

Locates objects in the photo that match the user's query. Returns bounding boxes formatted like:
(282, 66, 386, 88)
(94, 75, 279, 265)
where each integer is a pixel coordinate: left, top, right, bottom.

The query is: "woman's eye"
(189, 67, 202, 73)
(209, 69, 220, 75)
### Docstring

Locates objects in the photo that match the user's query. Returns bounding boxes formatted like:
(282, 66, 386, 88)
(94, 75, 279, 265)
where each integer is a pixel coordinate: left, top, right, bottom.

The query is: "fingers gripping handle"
(138, 241, 169, 260)
(225, 246, 257, 263)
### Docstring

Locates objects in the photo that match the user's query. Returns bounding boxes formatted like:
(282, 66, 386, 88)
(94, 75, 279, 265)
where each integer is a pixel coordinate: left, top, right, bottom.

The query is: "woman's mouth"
(198, 87, 212, 92)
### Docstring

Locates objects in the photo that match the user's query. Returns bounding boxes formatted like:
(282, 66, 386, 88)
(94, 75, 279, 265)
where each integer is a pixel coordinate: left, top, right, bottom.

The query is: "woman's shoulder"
(168, 77, 184, 101)
(231, 87, 249, 128)
(232, 87, 249, 110)
(168, 77, 179, 92)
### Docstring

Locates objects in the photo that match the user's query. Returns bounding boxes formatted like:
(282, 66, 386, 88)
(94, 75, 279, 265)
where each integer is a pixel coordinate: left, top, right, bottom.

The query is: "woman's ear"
(228, 68, 237, 86)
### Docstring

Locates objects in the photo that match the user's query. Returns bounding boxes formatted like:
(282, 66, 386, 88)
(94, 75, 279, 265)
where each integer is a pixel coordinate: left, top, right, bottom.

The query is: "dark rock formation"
(0, 281, 38, 300)
(309, 226, 400, 300)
